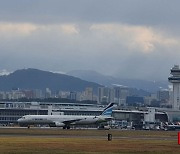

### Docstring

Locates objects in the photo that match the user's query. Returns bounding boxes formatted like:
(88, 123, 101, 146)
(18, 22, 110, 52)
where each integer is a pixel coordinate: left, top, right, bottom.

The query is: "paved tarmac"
(0, 134, 177, 141)
(0, 127, 177, 141)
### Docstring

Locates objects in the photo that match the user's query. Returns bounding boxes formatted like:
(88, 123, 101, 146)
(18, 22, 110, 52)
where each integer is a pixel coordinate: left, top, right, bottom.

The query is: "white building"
(84, 87, 93, 101)
(168, 65, 180, 110)
(113, 85, 129, 106)
(98, 87, 114, 104)
(45, 88, 52, 98)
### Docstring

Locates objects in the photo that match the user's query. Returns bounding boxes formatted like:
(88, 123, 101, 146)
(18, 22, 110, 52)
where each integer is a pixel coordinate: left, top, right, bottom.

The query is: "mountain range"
(0, 68, 101, 93)
(0, 68, 168, 96)
(67, 70, 169, 93)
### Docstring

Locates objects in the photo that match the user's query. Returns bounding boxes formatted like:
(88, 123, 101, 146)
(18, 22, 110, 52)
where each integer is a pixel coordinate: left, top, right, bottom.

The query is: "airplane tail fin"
(100, 103, 114, 116)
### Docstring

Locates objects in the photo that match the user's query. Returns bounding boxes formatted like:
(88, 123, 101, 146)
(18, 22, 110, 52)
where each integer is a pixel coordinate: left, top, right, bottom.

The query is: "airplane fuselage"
(17, 103, 114, 129)
(17, 115, 112, 127)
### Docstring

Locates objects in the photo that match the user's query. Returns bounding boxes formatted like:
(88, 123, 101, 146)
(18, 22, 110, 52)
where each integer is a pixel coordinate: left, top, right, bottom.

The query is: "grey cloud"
(0, 0, 179, 81)
(0, 0, 180, 26)
(0, 23, 177, 81)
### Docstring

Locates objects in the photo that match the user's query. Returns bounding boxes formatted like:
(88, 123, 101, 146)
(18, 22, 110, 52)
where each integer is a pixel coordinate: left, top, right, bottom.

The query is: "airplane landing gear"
(63, 126, 70, 129)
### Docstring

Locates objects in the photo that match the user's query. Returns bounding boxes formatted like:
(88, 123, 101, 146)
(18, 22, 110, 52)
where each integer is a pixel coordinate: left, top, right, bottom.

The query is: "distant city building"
(109, 88, 115, 103)
(78, 87, 93, 101)
(58, 91, 70, 99)
(33, 89, 43, 99)
(45, 88, 52, 98)
(22, 90, 34, 99)
(151, 93, 157, 100)
(157, 89, 169, 101)
(113, 85, 129, 106)
(144, 94, 157, 106)
(98, 87, 114, 104)
(169, 86, 173, 107)
(11, 90, 25, 99)
(84, 87, 93, 101)
(98, 87, 105, 104)
(0, 92, 6, 100)
(92, 95, 98, 102)
(126, 96, 144, 106)
(69, 91, 77, 100)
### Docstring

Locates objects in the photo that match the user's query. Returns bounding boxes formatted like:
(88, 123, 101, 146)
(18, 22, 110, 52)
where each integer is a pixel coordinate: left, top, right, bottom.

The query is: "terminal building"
(0, 101, 169, 128)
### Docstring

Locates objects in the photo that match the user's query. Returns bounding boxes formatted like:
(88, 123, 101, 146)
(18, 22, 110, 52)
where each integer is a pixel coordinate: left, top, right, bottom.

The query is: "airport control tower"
(168, 65, 180, 110)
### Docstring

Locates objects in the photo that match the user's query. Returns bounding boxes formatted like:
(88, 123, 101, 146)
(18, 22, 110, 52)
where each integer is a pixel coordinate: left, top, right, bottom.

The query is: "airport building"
(168, 65, 180, 110)
(0, 101, 170, 128)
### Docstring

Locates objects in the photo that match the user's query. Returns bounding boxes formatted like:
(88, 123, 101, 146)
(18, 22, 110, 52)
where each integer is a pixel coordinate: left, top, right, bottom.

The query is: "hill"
(0, 68, 102, 93)
(67, 70, 168, 93)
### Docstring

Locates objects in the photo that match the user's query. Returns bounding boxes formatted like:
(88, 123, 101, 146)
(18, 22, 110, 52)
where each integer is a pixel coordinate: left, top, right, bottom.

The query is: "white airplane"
(17, 103, 114, 129)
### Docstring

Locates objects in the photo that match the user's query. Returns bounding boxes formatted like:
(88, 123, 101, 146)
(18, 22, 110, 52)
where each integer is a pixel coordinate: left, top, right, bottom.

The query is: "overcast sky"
(0, 0, 180, 81)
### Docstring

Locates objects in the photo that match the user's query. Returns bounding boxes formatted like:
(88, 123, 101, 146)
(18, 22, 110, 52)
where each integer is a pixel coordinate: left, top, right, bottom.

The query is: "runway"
(0, 127, 178, 141)
(0, 134, 177, 141)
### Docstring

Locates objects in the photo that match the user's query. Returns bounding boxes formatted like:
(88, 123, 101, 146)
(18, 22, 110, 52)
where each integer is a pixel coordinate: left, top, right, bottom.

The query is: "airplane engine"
(55, 122, 65, 127)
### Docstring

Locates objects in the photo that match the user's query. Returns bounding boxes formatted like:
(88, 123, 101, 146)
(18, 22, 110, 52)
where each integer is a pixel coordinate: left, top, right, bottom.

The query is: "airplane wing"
(62, 119, 82, 125)
(52, 118, 83, 126)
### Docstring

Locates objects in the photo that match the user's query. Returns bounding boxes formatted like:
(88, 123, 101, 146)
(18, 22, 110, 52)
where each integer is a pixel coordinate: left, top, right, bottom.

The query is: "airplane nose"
(17, 118, 22, 123)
